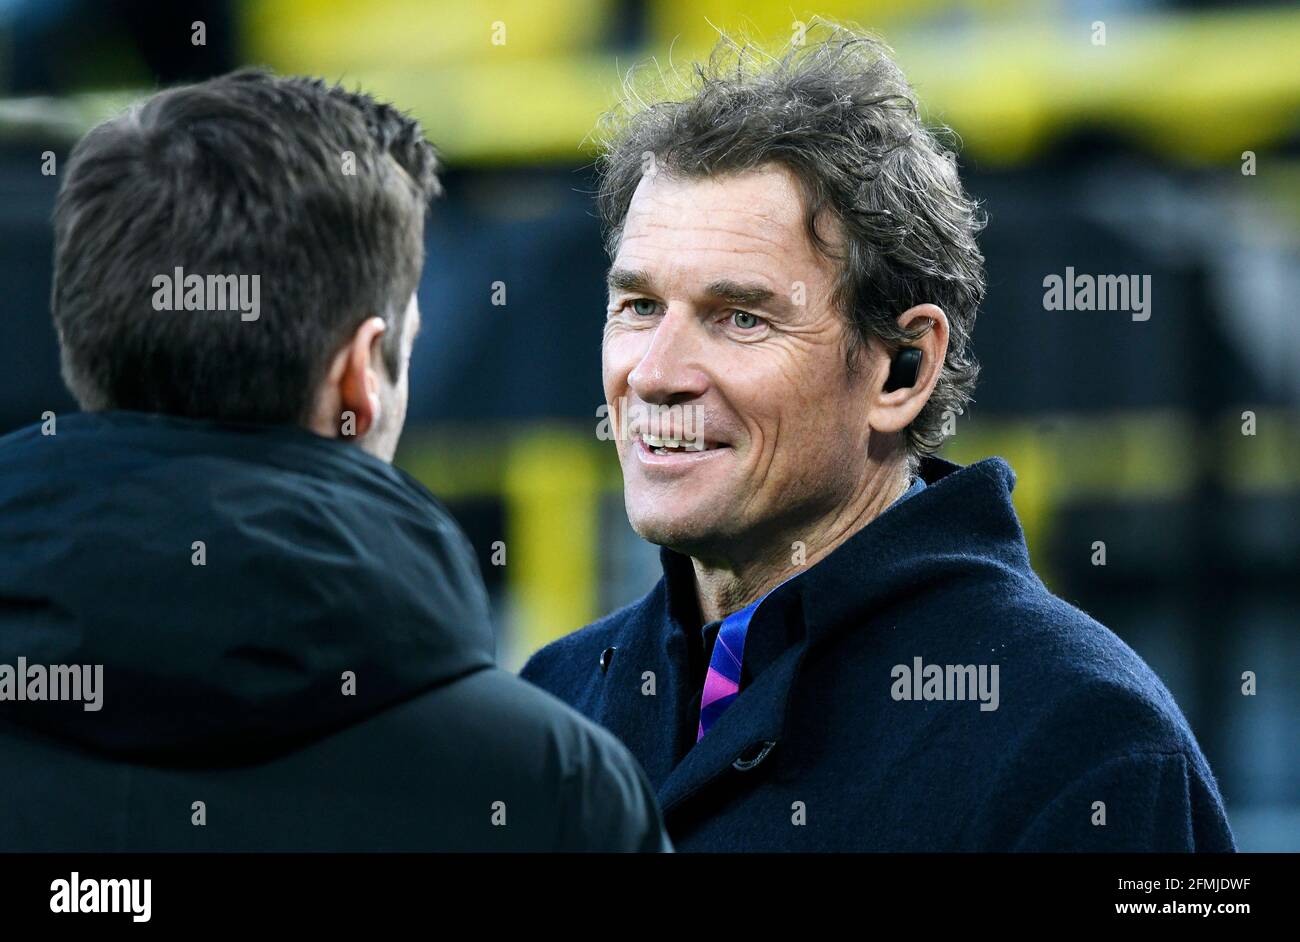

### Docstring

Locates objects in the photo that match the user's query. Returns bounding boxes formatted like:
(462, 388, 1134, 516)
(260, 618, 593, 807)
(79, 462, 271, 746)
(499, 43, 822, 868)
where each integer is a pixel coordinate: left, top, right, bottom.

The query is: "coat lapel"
(584, 592, 691, 790)
(657, 632, 804, 817)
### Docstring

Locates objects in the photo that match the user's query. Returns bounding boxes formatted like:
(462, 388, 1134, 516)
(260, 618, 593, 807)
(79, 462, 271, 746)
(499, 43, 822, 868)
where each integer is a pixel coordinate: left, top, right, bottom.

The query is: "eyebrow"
(606, 268, 779, 308)
(703, 279, 776, 308)
(607, 267, 651, 294)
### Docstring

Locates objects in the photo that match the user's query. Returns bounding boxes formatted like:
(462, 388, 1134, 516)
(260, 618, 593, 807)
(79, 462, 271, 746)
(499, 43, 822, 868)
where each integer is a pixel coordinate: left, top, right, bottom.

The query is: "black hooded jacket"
(0, 411, 669, 852)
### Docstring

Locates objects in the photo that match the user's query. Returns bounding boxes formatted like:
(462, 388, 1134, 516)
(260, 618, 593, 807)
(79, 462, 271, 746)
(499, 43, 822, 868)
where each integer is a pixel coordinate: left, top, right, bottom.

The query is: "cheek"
(792, 374, 873, 466)
(725, 354, 817, 440)
(395, 359, 411, 405)
(602, 332, 642, 396)
(397, 376, 410, 416)
(743, 354, 855, 459)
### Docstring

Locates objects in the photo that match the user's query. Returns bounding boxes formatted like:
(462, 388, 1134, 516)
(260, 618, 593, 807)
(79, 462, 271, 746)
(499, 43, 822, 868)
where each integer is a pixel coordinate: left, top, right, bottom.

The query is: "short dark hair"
(52, 69, 441, 424)
(596, 24, 986, 461)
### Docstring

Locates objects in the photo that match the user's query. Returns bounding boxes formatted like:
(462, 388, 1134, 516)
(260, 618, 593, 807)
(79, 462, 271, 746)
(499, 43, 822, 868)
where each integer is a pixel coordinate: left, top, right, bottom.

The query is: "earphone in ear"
(883, 346, 922, 392)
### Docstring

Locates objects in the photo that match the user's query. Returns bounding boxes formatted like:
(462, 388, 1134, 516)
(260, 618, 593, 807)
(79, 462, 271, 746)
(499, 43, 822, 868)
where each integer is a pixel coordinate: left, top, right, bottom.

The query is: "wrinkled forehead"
(615, 165, 839, 287)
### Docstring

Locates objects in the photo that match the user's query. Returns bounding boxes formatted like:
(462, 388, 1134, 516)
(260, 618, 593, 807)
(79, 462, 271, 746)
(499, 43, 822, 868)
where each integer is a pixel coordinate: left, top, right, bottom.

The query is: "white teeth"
(643, 434, 689, 449)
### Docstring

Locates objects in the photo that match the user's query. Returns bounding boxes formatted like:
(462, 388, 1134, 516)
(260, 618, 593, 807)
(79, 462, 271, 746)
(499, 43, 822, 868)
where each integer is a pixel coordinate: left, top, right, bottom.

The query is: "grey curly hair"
(595, 24, 985, 464)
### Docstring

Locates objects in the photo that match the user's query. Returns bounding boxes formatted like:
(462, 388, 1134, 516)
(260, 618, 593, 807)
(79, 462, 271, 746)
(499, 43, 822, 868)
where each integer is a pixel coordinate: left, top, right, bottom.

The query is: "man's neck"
(690, 462, 912, 624)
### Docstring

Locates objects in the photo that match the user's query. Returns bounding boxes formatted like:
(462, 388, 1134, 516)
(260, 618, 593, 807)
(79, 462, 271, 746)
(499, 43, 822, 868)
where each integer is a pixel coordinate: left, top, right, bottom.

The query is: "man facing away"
(521, 26, 1236, 852)
(0, 70, 668, 852)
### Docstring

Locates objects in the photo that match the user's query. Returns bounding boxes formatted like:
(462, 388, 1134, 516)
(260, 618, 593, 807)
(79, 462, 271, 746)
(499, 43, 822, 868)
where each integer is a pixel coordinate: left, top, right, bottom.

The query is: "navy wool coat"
(522, 456, 1236, 852)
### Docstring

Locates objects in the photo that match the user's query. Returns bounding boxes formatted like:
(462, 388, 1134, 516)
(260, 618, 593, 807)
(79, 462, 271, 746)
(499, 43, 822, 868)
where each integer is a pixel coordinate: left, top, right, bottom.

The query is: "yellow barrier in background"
(240, 1, 1300, 165)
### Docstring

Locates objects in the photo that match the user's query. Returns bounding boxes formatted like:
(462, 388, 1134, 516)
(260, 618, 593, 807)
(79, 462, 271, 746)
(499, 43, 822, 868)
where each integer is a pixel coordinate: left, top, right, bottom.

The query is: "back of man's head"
(52, 69, 440, 429)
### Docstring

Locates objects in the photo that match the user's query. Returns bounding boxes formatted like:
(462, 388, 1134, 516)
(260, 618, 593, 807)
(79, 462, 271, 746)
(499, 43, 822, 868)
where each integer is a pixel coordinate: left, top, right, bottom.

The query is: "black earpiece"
(884, 346, 922, 392)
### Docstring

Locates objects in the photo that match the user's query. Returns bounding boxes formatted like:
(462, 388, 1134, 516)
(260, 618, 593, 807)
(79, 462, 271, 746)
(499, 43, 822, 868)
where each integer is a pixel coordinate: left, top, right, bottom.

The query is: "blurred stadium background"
(0, 0, 1296, 849)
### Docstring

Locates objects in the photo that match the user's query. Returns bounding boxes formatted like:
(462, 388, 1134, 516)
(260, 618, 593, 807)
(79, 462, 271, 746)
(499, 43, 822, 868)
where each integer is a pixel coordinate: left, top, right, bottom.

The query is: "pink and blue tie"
(697, 598, 762, 741)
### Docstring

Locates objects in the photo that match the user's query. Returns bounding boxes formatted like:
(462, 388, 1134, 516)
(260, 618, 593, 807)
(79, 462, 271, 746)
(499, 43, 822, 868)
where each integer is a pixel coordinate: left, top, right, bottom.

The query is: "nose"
(627, 306, 709, 405)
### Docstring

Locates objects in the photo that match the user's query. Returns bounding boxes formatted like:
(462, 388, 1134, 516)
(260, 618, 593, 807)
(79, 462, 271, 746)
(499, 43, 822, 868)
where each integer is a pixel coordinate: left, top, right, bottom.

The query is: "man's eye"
(731, 310, 762, 329)
(630, 299, 658, 317)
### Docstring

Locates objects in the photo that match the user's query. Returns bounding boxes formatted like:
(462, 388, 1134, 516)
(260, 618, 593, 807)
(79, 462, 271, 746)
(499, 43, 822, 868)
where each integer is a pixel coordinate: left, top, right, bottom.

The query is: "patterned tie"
(694, 478, 926, 742)
(697, 598, 762, 741)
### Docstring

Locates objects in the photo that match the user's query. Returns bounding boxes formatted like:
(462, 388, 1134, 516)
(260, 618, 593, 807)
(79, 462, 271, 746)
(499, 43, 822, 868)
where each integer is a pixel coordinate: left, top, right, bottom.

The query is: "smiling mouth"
(635, 433, 730, 458)
(642, 433, 704, 455)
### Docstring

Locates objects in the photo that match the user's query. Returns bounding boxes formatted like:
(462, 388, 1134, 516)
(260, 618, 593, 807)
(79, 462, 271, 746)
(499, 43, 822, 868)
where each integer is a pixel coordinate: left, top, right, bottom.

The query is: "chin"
(627, 504, 724, 554)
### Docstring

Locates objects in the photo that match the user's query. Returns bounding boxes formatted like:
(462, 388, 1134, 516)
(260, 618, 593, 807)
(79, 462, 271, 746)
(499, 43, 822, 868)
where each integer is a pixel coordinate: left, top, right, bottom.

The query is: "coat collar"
(644, 455, 1030, 817)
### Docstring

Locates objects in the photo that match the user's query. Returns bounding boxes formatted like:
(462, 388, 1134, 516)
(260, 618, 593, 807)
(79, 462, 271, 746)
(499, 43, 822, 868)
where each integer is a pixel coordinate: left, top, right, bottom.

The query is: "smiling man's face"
(603, 164, 881, 562)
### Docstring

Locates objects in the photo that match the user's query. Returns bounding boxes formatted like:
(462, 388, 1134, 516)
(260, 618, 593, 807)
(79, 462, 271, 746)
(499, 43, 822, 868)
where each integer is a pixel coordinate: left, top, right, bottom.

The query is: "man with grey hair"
(522, 26, 1234, 851)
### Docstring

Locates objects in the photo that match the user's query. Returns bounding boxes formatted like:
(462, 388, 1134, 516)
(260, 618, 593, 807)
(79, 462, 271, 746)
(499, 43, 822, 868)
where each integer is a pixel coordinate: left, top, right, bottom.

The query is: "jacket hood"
(0, 411, 495, 762)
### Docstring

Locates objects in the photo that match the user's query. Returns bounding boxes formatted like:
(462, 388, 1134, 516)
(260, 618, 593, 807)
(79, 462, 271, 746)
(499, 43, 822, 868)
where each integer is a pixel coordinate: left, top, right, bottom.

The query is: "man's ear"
(866, 303, 949, 435)
(313, 317, 387, 440)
